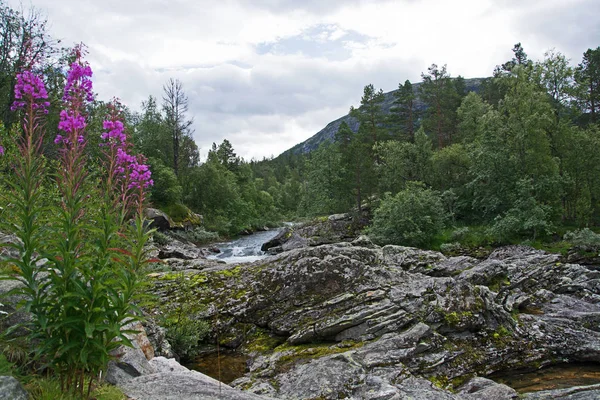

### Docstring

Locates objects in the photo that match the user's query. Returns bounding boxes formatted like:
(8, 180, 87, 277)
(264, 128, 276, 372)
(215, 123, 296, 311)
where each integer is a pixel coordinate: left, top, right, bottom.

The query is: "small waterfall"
(207, 228, 282, 264)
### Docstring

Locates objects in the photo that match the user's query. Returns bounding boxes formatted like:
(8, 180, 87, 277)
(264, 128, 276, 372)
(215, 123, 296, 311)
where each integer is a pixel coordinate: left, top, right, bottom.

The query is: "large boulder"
(144, 208, 175, 231)
(120, 357, 275, 400)
(105, 322, 156, 386)
(0, 376, 28, 400)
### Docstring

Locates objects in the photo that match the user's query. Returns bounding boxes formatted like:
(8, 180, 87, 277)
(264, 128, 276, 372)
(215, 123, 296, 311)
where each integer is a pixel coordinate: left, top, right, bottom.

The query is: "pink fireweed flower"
(62, 61, 94, 104)
(55, 44, 93, 146)
(100, 119, 126, 145)
(57, 110, 87, 133)
(128, 159, 153, 189)
(0, 145, 4, 156)
(11, 70, 50, 113)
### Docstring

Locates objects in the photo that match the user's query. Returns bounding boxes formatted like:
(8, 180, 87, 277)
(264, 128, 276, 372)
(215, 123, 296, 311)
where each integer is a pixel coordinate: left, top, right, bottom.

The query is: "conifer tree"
(390, 80, 417, 141)
(575, 46, 600, 124)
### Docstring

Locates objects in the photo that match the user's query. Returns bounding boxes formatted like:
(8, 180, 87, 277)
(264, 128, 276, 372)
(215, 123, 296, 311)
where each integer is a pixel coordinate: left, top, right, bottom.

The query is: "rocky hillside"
(146, 234, 600, 399)
(282, 77, 484, 155)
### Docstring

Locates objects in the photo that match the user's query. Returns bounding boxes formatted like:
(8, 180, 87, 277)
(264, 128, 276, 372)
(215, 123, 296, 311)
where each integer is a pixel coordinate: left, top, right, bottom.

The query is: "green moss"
(428, 375, 450, 390)
(444, 311, 473, 327)
(492, 326, 510, 340)
(244, 329, 285, 353)
(273, 341, 365, 372)
(216, 265, 244, 278)
(488, 274, 510, 292)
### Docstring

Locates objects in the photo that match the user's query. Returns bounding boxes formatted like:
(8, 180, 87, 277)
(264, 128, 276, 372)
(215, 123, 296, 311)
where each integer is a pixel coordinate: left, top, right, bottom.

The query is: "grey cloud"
(245, 0, 390, 14)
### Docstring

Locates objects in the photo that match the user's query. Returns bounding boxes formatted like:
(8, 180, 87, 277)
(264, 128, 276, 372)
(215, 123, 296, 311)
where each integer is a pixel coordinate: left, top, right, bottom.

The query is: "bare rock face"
(0, 376, 28, 400)
(148, 242, 600, 399)
(105, 322, 156, 386)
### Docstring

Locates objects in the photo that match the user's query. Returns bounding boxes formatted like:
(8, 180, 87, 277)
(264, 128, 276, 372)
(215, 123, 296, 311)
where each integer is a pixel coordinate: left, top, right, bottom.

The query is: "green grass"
(25, 377, 126, 400)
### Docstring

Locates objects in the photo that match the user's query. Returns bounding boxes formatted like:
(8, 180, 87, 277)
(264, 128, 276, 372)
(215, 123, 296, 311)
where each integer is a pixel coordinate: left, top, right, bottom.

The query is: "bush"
(368, 182, 447, 247)
(160, 273, 210, 361)
(169, 227, 220, 245)
(153, 231, 170, 246)
(563, 228, 600, 251)
(164, 317, 211, 362)
(451, 227, 470, 241)
(440, 242, 463, 254)
(148, 158, 182, 206)
(161, 203, 190, 222)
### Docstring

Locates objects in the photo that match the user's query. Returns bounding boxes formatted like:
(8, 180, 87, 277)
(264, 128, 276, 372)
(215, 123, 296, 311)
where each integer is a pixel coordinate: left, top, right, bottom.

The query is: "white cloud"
(9, 0, 600, 159)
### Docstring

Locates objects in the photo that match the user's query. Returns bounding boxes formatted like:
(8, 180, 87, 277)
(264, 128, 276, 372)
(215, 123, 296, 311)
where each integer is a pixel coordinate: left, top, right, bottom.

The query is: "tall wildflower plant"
(1, 44, 154, 398)
(0, 61, 51, 351)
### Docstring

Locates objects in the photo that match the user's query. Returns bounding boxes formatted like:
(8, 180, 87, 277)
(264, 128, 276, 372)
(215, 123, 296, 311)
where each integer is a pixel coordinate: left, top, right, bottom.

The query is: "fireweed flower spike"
(11, 70, 50, 114)
(56, 44, 93, 146)
(100, 99, 153, 215)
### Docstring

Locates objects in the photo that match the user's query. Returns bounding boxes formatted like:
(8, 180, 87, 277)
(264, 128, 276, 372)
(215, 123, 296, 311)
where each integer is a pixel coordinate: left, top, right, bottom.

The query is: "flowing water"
(207, 228, 282, 264)
(490, 363, 600, 393)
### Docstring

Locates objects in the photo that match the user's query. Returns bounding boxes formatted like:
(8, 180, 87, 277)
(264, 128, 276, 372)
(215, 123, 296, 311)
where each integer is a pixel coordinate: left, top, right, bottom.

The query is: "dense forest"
(0, 2, 599, 249)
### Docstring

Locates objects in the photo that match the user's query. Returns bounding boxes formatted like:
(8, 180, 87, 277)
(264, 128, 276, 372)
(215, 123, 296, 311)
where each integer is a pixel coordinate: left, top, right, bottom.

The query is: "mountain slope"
(283, 77, 484, 156)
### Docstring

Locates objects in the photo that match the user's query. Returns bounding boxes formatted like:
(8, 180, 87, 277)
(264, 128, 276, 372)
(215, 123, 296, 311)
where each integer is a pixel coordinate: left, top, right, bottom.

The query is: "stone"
(105, 322, 156, 385)
(158, 239, 203, 260)
(146, 240, 600, 400)
(144, 317, 175, 359)
(120, 372, 276, 400)
(458, 377, 518, 399)
(0, 376, 28, 400)
(144, 208, 175, 231)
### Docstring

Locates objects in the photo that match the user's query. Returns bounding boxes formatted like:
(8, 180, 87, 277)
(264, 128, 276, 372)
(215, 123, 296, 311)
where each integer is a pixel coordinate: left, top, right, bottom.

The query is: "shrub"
(148, 158, 182, 206)
(451, 227, 470, 241)
(563, 228, 600, 251)
(169, 227, 220, 245)
(368, 182, 447, 247)
(440, 242, 463, 254)
(160, 273, 210, 361)
(153, 230, 170, 246)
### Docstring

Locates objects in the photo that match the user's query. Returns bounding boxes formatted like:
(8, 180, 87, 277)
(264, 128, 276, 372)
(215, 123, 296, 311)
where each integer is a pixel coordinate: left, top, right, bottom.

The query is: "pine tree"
(420, 64, 460, 148)
(350, 84, 386, 150)
(390, 80, 417, 141)
(575, 47, 600, 124)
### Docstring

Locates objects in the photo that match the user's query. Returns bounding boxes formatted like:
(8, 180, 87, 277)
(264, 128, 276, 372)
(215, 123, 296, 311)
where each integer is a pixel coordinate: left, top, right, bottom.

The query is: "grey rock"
(120, 372, 275, 400)
(458, 377, 518, 399)
(148, 243, 600, 400)
(275, 353, 363, 399)
(158, 239, 203, 260)
(352, 235, 378, 249)
(143, 317, 175, 359)
(144, 208, 175, 231)
(0, 376, 28, 400)
(105, 323, 155, 385)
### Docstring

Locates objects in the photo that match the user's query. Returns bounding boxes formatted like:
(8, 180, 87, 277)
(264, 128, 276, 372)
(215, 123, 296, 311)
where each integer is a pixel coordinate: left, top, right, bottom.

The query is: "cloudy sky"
(9, 0, 600, 160)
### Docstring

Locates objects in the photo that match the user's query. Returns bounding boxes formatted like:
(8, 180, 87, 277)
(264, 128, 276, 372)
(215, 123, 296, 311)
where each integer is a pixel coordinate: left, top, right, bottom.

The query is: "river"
(206, 228, 282, 264)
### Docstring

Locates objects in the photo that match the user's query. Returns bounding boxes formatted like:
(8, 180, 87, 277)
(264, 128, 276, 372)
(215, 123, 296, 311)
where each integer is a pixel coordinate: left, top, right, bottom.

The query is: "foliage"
(563, 228, 600, 251)
(439, 242, 462, 255)
(169, 227, 220, 245)
(147, 157, 182, 206)
(25, 377, 125, 400)
(368, 182, 447, 247)
(161, 273, 210, 361)
(0, 46, 154, 398)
